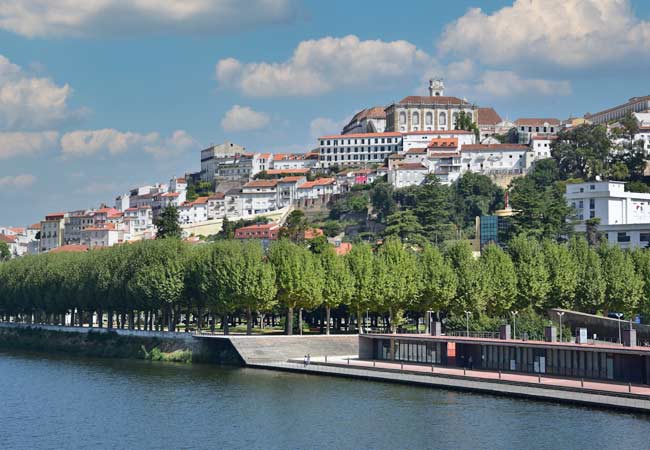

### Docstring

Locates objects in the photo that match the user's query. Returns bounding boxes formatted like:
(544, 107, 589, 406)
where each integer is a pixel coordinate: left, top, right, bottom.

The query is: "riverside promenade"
(250, 355, 650, 413)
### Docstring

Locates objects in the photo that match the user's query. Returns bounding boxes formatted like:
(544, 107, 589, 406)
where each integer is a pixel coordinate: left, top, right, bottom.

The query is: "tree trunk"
(326, 305, 331, 335)
(246, 307, 253, 335)
(287, 306, 294, 335)
(223, 314, 230, 335)
(210, 312, 215, 333)
(108, 310, 113, 329)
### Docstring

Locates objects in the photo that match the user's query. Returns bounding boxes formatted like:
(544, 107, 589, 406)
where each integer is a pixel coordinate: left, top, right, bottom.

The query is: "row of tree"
(1, 235, 650, 334)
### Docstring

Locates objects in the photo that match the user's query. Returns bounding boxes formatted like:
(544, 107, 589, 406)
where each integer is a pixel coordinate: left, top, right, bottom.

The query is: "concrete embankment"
(0, 323, 241, 364)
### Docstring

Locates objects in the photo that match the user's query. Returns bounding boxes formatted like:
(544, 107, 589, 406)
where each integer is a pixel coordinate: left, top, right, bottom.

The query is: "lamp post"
(511, 310, 519, 340)
(299, 307, 303, 336)
(614, 313, 623, 344)
(366, 308, 370, 334)
(464, 310, 472, 337)
(557, 311, 565, 342)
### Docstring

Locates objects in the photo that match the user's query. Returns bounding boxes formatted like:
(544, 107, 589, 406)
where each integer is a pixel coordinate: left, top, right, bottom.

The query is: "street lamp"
(614, 313, 623, 344)
(366, 308, 370, 334)
(557, 311, 565, 342)
(464, 310, 472, 337)
(511, 310, 519, 340)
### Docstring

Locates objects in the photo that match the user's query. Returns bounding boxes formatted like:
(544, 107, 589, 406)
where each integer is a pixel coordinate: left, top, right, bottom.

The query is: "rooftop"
(477, 107, 502, 126)
(396, 95, 470, 106)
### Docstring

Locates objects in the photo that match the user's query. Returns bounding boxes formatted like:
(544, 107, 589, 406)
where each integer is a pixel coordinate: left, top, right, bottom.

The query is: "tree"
(620, 111, 640, 138)
(508, 235, 549, 311)
(444, 240, 486, 315)
(0, 241, 10, 261)
(268, 240, 323, 335)
(280, 210, 307, 241)
(453, 172, 504, 231)
(398, 176, 455, 242)
(347, 243, 375, 331)
(155, 205, 182, 239)
(454, 110, 480, 140)
(552, 124, 611, 180)
(238, 241, 277, 335)
(370, 182, 396, 220)
(542, 240, 578, 310)
(319, 245, 354, 334)
(480, 244, 517, 317)
(508, 171, 573, 239)
(599, 243, 644, 317)
(383, 210, 425, 244)
(569, 237, 605, 314)
(632, 249, 650, 318)
(416, 244, 457, 317)
(374, 238, 419, 332)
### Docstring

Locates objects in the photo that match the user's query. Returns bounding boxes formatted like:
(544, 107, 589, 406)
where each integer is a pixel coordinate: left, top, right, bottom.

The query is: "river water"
(1, 351, 649, 450)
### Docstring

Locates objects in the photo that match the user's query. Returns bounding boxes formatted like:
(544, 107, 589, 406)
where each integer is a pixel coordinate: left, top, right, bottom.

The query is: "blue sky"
(1, 0, 650, 225)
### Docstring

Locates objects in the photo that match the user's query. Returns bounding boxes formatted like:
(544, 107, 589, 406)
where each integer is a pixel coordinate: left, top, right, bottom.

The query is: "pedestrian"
(303, 355, 307, 366)
(468, 355, 473, 370)
(307, 354, 311, 366)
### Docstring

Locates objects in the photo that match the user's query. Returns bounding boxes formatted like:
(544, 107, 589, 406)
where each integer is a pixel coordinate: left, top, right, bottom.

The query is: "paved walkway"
(305, 356, 650, 397)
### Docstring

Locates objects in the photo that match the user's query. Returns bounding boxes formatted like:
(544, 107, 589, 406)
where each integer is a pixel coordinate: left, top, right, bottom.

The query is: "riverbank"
(0, 323, 242, 364)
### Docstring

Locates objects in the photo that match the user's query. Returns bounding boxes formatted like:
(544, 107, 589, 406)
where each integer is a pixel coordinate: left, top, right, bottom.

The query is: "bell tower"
(428, 78, 444, 96)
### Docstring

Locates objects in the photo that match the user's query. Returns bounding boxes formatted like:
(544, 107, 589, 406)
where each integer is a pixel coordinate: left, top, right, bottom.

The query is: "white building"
(317, 132, 402, 168)
(387, 163, 429, 189)
(178, 197, 209, 224)
(385, 80, 478, 133)
(296, 178, 338, 206)
(401, 130, 475, 152)
(200, 141, 246, 182)
(530, 136, 555, 161)
(123, 205, 153, 233)
(585, 96, 650, 125)
(40, 213, 66, 253)
(207, 193, 226, 220)
(515, 118, 560, 144)
(566, 181, 650, 248)
(240, 180, 281, 216)
(461, 144, 530, 175)
(81, 224, 123, 249)
(342, 107, 387, 134)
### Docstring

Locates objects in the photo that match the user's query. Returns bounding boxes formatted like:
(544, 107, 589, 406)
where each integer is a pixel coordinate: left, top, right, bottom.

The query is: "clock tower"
(428, 78, 444, 96)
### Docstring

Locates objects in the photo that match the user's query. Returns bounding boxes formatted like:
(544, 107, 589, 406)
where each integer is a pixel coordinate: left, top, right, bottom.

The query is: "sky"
(2, 0, 650, 226)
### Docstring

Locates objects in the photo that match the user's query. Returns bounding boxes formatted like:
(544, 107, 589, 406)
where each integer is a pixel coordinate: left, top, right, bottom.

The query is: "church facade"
(384, 80, 478, 133)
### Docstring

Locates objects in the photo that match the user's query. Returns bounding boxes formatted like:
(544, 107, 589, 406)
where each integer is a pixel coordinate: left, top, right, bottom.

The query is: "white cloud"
(0, 174, 36, 189)
(309, 117, 344, 139)
(0, 55, 76, 130)
(0, 0, 299, 38)
(0, 131, 59, 159)
(60, 129, 158, 157)
(438, 0, 650, 68)
(216, 35, 433, 97)
(477, 71, 571, 97)
(60, 128, 197, 159)
(221, 105, 270, 132)
(144, 130, 197, 159)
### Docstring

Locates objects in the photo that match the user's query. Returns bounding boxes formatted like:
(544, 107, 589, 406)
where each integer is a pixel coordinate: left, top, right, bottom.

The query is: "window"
(590, 185, 595, 190)
(640, 233, 650, 243)
(589, 199, 595, 209)
(579, 200, 584, 208)
(425, 112, 433, 125)
(617, 232, 630, 243)
(439, 112, 447, 126)
(413, 111, 420, 125)
(399, 111, 406, 125)
(589, 211, 595, 218)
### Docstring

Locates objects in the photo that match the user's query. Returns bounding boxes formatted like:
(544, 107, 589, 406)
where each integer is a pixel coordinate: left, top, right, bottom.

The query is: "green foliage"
(370, 182, 396, 220)
(598, 243, 644, 316)
(453, 172, 504, 231)
(454, 110, 480, 139)
(155, 205, 182, 239)
(416, 244, 457, 314)
(552, 124, 611, 181)
(321, 220, 343, 237)
(480, 244, 517, 316)
(186, 181, 213, 202)
(443, 240, 485, 315)
(508, 235, 549, 310)
(383, 210, 426, 245)
(569, 237, 605, 314)
(0, 241, 10, 261)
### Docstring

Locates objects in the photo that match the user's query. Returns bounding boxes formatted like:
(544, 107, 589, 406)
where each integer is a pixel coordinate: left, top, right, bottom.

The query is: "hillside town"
(2, 80, 650, 258)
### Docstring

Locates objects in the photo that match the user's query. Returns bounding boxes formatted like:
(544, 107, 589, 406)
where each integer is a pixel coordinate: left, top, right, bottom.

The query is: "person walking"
(468, 355, 473, 370)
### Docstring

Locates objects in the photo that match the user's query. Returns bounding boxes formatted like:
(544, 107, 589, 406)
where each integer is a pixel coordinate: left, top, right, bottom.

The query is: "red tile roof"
(279, 176, 306, 183)
(514, 118, 561, 126)
(0, 234, 17, 243)
(304, 228, 324, 240)
(8, 227, 25, 234)
(462, 144, 529, 152)
(428, 137, 458, 148)
(403, 130, 474, 136)
(45, 213, 65, 220)
(334, 242, 352, 256)
(298, 178, 335, 189)
(477, 107, 502, 126)
(266, 168, 310, 175)
(244, 180, 279, 188)
(395, 163, 428, 171)
(50, 244, 89, 253)
(430, 152, 460, 158)
(406, 147, 427, 154)
(208, 193, 225, 200)
(28, 223, 41, 230)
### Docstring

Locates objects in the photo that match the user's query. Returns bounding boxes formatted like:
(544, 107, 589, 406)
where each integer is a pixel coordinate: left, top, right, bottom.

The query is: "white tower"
(428, 78, 444, 96)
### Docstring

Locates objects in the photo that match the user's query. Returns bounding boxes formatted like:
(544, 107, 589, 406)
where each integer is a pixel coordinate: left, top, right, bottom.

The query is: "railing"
(446, 331, 501, 339)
